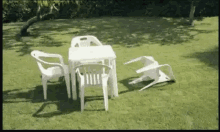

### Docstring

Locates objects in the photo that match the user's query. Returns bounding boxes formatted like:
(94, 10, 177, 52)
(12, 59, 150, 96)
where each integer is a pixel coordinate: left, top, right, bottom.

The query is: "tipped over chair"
(74, 63, 112, 112)
(31, 50, 71, 100)
(124, 56, 175, 91)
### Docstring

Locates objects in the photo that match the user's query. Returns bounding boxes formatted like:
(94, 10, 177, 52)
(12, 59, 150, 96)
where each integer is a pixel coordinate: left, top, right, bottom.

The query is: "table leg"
(70, 61, 77, 100)
(112, 59, 118, 97)
(108, 59, 113, 97)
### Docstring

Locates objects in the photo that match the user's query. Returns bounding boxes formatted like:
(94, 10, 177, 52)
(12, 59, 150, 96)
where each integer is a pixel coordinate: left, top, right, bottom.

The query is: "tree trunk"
(17, 4, 58, 38)
(19, 16, 38, 36)
(189, 1, 196, 26)
(175, 2, 181, 17)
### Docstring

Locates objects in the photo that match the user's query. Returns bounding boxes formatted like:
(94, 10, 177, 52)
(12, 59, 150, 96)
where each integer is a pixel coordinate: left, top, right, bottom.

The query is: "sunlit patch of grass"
(3, 16, 218, 130)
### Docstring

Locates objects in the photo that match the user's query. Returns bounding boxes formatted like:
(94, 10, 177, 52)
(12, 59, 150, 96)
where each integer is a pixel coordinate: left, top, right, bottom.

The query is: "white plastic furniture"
(31, 50, 71, 100)
(71, 35, 103, 47)
(71, 35, 104, 65)
(75, 64, 112, 112)
(69, 45, 118, 100)
(124, 56, 175, 91)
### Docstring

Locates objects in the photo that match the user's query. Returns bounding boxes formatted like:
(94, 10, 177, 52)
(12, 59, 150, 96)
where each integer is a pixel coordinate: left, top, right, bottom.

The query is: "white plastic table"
(68, 45, 118, 100)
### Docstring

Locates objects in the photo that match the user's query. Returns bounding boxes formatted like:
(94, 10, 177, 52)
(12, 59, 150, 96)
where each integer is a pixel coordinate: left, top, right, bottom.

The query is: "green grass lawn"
(3, 16, 218, 129)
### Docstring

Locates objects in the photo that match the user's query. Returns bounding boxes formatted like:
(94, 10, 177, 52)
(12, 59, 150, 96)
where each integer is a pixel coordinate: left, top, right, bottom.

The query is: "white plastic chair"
(74, 63, 112, 112)
(124, 56, 175, 91)
(31, 50, 71, 100)
(71, 35, 103, 47)
(70, 35, 104, 65)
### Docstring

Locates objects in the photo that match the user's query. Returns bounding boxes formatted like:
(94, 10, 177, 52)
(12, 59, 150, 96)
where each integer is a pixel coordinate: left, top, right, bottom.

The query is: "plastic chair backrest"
(75, 64, 111, 86)
(71, 35, 103, 47)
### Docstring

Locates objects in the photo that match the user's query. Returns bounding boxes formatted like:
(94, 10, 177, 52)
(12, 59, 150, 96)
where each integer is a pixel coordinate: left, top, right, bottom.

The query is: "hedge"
(2, 0, 219, 23)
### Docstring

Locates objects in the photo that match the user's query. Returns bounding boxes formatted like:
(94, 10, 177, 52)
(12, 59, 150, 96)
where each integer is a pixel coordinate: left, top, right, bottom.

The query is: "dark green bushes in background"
(2, 0, 219, 23)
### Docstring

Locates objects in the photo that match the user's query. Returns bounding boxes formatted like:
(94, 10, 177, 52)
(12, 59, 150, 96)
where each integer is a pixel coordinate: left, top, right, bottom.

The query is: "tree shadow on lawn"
(3, 17, 216, 54)
(3, 79, 108, 118)
(3, 21, 63, 56)
(49, 17, 216, 47)
(183, 46, 219, 70)
(119, 76, 175, 94)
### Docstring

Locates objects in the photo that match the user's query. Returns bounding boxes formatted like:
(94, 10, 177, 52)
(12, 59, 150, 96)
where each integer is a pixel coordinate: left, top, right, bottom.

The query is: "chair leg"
(168, 66, 175, 80)
(139, 80, 157, 91)
(110, 86, 113, 98)
(42, 79, 47, 100)
(80, 85, 85, 112)
(102, 84, 108, 111)
(129, 75, 147, 84)
(101, 60, 105, 74)
(107, 75, 114, 98)
(64, 75, 71, 99)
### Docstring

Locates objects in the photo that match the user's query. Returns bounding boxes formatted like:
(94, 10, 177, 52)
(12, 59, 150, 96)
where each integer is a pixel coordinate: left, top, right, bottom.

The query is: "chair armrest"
(39, 53, 65, 65)
(35, 57, 64, 67)
(46, 53, 65, 65)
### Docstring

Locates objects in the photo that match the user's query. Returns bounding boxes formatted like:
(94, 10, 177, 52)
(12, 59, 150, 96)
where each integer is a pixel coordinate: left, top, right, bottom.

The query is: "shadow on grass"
(119, 76, 175, 94)
(31, 100, 79, 118)
(15, 42, 33, 56)
(3, 17, 217, 53)
(40, 17, 216, 47)
(183, 46, 219, 70)
(3, 78, 108, 117)
(3, 21, 64, 56)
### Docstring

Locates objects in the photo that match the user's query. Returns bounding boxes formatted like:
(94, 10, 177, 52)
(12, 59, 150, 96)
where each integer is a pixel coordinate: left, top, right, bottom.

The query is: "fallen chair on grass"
(124, 56, 175, 91)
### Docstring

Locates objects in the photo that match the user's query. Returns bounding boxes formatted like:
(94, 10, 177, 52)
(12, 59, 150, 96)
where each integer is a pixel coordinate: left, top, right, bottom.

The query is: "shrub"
(2, 0, 219, 23)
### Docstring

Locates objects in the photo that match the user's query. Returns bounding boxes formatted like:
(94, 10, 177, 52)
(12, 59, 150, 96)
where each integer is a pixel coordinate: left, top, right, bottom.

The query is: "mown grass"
(3, 16, 218, 129)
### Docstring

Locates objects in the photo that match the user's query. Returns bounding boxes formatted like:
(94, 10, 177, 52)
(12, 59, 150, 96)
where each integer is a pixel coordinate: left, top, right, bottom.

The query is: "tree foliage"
(3, 0, 219, 23)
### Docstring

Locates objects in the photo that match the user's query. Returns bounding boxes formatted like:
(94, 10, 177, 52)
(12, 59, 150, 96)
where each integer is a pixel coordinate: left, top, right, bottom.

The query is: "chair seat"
(45, 64, 69, 77)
